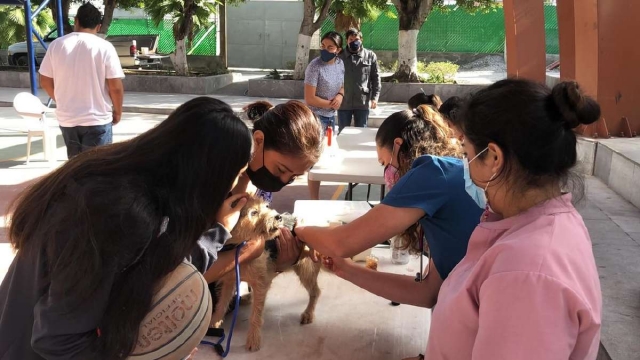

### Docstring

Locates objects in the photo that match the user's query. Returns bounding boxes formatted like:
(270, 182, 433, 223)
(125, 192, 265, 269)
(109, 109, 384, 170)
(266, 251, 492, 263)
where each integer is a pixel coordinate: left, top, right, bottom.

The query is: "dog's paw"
(245, 331, 262, 351)
(300, 311, 314, 325)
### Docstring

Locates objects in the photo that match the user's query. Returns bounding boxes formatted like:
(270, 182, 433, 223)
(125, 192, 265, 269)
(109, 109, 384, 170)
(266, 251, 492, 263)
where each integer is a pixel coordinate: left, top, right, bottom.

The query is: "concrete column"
(503, 0, 546, 83)
(556, 0, 576, 81)
(596, 0, 640, 137)
(556, 0, 639, 137)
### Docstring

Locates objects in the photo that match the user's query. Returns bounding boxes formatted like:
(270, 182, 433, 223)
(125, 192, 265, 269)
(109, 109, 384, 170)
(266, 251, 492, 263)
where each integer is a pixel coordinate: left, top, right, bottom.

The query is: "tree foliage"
(0, 5, 55, 49)
(146, 0, 218, 43)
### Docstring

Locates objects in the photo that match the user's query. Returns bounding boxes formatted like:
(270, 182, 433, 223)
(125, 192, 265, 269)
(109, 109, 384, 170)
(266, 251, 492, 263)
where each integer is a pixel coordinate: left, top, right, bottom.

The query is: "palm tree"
(0, 5, 55, 54)
(145, 0, 218, 75)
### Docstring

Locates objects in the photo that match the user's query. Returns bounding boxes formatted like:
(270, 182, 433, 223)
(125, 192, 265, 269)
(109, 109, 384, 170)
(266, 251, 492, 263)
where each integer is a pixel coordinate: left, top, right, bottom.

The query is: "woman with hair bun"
(424, 79, 602, 360)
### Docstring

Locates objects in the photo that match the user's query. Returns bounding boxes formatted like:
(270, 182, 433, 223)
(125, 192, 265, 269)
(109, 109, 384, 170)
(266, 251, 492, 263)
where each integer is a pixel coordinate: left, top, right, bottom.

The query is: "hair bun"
(551, 81, 601, 129)
(246, 101, 274, 121)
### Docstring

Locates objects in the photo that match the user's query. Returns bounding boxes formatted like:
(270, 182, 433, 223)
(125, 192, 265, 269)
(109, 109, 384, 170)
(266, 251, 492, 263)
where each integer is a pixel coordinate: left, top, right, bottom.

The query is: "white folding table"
(308, 127, 386, 201)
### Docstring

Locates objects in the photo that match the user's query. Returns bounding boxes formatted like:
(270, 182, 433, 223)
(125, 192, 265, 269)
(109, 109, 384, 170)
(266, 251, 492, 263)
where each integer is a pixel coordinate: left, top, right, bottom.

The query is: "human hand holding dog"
(322, 256, 355, 279)
(275, 227, 304, 271)
(216, 193, 249, 231)
(243, 235, 266, 261)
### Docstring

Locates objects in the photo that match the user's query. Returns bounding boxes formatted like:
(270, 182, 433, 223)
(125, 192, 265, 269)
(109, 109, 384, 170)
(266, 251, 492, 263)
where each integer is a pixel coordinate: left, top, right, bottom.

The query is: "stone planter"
(248, 79, 305, 99)
(0, 70, 237, 95)
(377, 82, 486, 103)
(0, 70, 39, 89)
(122, 73, 237, 95)
(247, 78, 486, 103)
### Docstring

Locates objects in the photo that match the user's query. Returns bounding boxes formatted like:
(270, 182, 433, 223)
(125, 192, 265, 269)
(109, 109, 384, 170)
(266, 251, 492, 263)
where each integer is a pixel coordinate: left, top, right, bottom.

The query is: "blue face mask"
(348, 40, 362, 52)
(320, 49, 337, 62)
(463, 147, 489, 209)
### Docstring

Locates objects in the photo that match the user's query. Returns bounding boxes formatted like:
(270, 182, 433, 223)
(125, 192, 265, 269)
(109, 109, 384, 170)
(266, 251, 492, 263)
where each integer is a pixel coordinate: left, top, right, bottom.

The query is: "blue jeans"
(317, 115, 336, 135)
(338, 109, 369, 133)
(60, 123, 113, 159)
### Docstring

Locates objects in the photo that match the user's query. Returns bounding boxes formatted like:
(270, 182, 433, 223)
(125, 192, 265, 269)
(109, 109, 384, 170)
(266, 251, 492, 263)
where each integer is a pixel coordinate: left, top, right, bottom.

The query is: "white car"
(7, 30, 165, 68)
(7, 28, 58, 66)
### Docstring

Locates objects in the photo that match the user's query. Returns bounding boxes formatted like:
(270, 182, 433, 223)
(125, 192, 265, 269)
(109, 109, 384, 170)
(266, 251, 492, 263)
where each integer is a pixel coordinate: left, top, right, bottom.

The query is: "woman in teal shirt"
(296, 107, 482, 308)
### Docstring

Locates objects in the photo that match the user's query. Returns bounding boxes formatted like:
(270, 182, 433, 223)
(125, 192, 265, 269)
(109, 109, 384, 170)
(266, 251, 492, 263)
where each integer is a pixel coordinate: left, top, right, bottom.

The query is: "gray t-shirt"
(304, 57, 345, 118)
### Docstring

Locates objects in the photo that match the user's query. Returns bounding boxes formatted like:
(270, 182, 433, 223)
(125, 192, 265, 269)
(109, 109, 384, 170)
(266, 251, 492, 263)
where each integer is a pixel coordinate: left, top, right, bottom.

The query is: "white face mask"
(463, 148, 495, 209)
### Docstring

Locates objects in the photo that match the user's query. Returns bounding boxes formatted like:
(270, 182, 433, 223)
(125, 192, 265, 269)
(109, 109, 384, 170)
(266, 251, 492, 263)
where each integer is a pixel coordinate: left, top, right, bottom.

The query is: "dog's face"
(229, 196, 282, 245)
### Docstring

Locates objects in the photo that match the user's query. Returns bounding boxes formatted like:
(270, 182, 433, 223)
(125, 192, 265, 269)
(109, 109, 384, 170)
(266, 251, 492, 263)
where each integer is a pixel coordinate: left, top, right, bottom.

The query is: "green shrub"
(422, 61, 459, 83)
(378, 60, 398, 73)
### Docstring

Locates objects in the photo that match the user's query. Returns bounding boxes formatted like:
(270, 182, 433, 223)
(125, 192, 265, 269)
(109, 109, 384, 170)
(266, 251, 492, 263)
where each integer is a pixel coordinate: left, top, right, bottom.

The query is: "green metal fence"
(321, 5, 559, 54)
(106, 18, 217, 55)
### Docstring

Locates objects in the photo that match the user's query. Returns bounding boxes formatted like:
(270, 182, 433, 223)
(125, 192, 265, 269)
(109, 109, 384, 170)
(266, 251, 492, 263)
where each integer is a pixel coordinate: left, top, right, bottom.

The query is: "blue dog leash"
(200, 241, 247, 358)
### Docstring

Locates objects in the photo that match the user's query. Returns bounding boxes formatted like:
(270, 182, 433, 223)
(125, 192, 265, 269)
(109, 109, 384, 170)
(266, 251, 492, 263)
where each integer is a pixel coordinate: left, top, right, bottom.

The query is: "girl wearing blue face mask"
(304, 31, 345, 134)
(296, 105, 483, 311)
(304, 31, 345, 200)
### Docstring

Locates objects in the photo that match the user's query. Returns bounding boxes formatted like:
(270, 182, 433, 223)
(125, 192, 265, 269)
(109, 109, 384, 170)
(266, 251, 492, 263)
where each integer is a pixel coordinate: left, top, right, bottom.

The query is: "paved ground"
(0, 101, 638, 359)
(0, 87, 409, 121)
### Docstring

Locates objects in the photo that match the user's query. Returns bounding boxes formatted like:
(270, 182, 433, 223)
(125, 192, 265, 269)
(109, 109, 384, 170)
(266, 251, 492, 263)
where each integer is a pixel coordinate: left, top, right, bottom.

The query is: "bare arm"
(330, 86, 344, 109)
(39, 74, 55, 101)
(203, 238, 265, 283)
(106, 78, 124, 124)
(304, 84, 332, 109)
(295, 204, 424, 258)
(330, 256, 442, 308)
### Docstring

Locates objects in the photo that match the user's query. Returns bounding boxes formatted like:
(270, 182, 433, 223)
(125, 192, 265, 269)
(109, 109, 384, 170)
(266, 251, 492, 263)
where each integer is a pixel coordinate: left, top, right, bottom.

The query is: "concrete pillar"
(556, 0, 640, 138)
(597, 0, 640, 137)
(503, 0, 546, 83)
(556, 0, 576, 81)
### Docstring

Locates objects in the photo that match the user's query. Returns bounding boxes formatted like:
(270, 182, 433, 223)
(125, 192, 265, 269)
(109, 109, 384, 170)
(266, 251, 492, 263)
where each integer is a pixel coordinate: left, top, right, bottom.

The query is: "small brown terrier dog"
(210, 196, 323, 351)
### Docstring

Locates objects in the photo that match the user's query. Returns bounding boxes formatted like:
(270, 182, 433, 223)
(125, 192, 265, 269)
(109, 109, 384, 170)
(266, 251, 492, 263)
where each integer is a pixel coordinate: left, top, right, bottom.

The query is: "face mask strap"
(469, 146, 489, 163)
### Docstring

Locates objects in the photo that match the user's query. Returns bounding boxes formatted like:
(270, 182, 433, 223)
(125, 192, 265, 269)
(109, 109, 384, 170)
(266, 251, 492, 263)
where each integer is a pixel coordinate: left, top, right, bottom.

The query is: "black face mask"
(246, 147, 290, 192)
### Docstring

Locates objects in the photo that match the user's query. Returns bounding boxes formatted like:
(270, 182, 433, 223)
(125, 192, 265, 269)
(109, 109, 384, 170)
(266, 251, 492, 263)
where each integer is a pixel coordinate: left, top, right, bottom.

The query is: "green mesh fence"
(106, 18, 216, 55)
(321, 5, 559, 54)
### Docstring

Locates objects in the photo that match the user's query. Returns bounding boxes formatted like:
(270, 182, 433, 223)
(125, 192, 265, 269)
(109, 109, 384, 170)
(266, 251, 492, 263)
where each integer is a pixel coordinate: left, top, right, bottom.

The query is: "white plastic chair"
(13, 92, 56, 164)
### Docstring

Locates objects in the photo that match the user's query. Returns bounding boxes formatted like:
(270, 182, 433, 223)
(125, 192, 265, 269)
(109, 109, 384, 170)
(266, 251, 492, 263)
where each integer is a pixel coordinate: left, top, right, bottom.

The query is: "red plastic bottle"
(129, 40, 137, 57)
(326, 126, 332, 147)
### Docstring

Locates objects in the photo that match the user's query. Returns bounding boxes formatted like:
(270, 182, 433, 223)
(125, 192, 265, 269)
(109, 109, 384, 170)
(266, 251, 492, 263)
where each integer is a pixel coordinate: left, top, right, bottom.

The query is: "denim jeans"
(338, 109, 369, 133)
(317, 115, 336, 135)
(60, 123, 113, 159)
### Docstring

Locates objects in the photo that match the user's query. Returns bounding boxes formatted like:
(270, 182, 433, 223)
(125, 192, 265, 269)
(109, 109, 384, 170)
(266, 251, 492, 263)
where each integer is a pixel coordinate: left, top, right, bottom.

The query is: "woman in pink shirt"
(419, 79, 603, 360)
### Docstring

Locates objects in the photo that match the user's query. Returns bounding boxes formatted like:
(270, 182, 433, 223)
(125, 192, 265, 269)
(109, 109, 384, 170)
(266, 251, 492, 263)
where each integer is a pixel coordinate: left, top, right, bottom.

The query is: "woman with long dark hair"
(0, 97, 253, 359)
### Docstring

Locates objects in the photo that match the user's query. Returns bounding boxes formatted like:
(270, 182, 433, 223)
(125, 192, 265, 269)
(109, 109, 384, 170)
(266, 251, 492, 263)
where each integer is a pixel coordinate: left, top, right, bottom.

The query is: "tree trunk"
(99, 0, 116, 35)
(293, 0, 332, 80)
(171, 0, 194, 76)
(50, 0, 73, 34)
(390, 0, 433, 82)
(171, 38, 189, 75)
(396, 30, 419, 82)
(293, 31, 313, 80)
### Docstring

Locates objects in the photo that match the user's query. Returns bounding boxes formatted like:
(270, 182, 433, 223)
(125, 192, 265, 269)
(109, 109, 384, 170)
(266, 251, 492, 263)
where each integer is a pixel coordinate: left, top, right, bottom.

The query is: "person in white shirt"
(39, 2, 125, 159)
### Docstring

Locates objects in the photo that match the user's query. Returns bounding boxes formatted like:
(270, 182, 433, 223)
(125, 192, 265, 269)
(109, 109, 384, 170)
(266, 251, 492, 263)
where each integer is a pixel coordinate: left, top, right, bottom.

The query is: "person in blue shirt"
(295, 106, 483, 309)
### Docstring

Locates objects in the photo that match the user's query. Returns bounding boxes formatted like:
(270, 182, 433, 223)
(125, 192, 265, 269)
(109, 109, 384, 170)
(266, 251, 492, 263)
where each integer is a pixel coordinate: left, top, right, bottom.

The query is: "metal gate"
(227, 1, 303, 69)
